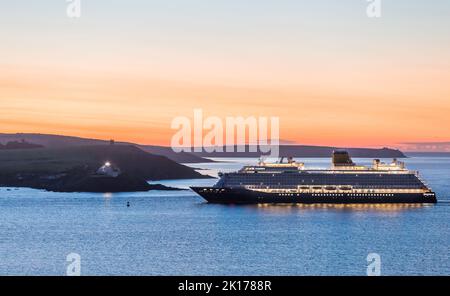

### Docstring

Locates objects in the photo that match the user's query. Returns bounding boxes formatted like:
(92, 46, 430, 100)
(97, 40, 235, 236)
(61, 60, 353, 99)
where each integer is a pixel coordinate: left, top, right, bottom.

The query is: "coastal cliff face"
(0, 145, 210, 193)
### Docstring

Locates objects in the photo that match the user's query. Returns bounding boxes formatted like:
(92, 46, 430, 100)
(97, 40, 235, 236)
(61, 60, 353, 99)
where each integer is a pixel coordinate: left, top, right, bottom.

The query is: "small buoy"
(127, 202, 130, 207)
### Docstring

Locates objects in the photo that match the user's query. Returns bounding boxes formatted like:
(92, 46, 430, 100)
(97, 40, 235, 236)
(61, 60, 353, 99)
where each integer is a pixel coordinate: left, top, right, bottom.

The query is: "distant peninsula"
(191, 145, 406, 158)
(0, 133, 213, 164)
(0, 144, 210, 193)
(0, 133, 406, 161)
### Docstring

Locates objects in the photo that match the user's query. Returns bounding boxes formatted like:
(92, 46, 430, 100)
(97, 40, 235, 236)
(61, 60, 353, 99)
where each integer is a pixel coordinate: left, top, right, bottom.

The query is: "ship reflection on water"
(246, 203, 433, 214)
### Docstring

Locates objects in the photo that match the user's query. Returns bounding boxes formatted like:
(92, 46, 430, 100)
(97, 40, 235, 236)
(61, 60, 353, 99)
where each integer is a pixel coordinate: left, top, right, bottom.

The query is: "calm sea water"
(0, 157, 449, 275)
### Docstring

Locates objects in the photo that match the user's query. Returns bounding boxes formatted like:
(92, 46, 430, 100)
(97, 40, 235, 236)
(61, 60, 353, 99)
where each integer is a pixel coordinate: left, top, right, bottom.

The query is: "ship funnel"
(332, 151, 355, 167)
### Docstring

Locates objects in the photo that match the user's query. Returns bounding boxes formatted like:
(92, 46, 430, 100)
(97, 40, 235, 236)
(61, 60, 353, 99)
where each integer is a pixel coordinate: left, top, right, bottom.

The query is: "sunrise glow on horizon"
(1, 1, 449, 151)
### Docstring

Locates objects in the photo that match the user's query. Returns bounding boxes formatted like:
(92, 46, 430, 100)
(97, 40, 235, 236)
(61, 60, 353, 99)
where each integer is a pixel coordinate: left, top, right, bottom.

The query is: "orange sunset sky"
(1, 1, 449, 151)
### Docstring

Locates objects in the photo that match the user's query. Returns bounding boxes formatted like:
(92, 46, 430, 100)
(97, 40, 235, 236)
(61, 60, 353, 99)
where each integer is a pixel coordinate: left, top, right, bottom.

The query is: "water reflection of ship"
(247, 203, 430, 215)
(257, 203, 429, 210)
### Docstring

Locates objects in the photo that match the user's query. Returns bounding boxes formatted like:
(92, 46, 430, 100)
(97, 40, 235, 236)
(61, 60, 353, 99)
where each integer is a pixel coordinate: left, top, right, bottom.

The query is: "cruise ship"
(191, 151, 437, 204)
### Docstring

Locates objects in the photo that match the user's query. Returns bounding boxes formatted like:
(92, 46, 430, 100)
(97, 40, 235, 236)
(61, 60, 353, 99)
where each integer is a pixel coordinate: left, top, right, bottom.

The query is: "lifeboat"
(339, 186, 352, 191)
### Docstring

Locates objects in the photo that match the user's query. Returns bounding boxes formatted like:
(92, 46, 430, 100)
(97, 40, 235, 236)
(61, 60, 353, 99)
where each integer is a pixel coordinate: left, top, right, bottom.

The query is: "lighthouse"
(96, 161, 121, 178)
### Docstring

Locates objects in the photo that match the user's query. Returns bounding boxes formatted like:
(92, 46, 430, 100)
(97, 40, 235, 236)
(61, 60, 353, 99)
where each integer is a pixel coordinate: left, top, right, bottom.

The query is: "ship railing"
(245, 185, 429, 194)
(415, 174, 432, 190)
